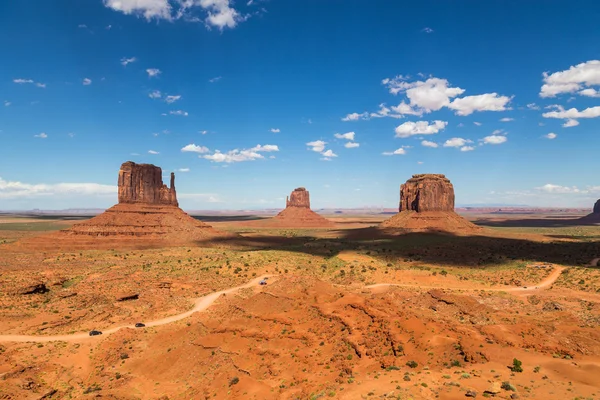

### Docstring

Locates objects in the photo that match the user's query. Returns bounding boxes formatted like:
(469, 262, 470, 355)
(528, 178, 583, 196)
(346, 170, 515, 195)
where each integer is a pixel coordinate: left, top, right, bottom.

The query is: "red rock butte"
(265, 187, 335, 228)
(580, 198, 600, 223)
(380, 174, 481, 233)
(594, 199, 600, 214)
(11, 162, 234, 250)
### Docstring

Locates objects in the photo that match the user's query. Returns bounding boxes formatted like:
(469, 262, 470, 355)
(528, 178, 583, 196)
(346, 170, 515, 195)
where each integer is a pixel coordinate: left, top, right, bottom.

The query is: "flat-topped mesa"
(399, 174, 454, 212)
(594, 199, 600, 214)
(118, 161, 178, 206)
(286, 187, 310, 209)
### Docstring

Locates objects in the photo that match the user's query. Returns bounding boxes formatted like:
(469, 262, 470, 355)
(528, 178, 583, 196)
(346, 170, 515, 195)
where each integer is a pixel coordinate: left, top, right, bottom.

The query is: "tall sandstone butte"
(594, 199, 600, 214)
(286, 187, 310, 208)
(118, 161, 178, 206)
(399, 174, 454, 212)
(381, 173, 480, 232)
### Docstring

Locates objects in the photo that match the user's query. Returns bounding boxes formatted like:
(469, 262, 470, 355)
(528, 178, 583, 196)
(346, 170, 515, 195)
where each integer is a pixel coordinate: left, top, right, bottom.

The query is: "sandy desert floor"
(0, 212, 599, 399)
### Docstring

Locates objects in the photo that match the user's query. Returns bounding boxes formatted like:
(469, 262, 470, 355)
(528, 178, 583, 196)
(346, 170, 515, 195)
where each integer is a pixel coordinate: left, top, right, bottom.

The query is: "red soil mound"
(11, 203, 235, 251)
(379, 210, 482, 233)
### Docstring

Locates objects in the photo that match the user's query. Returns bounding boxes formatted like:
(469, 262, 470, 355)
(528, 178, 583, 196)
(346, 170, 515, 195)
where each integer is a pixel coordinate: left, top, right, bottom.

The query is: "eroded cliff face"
(399, 174, 454, 212)
(594, 199, 600, 214)
(118, 162, 178, 206)
(286, 187, 310, 209)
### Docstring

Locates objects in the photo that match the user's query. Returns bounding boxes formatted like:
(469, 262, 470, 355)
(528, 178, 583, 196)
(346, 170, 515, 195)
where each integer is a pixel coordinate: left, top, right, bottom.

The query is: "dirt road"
(0, 275, 272, 343)
(366, 266, 565, 293)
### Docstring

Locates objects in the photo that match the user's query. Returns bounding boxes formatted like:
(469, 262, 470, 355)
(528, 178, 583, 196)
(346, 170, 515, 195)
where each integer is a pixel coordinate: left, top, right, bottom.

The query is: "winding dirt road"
(0, 275, 272, 344)
(365, 266, 565, 293)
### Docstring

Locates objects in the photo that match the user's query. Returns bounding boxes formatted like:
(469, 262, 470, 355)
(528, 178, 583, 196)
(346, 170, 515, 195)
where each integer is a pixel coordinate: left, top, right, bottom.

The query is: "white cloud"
(344, 142, 360, 148)
(334, 131, 355, 140)
(68, 132, 76, 138)
(82, 78, 92, 85)
(473, 121, 482, 126)
(542, 105, 600, 126)
(0, 177, 117, 199)
(482, 135, 507, 145)
(104, 0, 172, 20)
(34, 133, 48, 139)
(500, 117, 514, 122)
(540, 60, 600, 98)
(149, 90, 162, 99)
(321, 149, 337, 158)
(78, 24, 88, 28)
(4, 101, 11, 107)
(382, 148, 407, 156)
(178, 168, 190, 172)
(563, 119, 579, 128)
(106, 24, 112, 29)
(270, 128, 280, 133)
(36, 83, 46, 88)
(148, 150, 159, 154)
(394, 120, 447, 138)
(306, 140, 327, 153)
(146, 68, 161, 77)
(422, 27, 434, 33)
(169, 110, 188, 116)
(460, 146, 475, 152)
(13, 78, 34, 84)
(181, 144, 210, 154)
(209, 76, 222, 83)
(342, 112, 369, 122)
(536, 184, 582, 194)
(443, 137, 472, 148)
(202, 144, 279, 163)
(421, 140, 438, 148)
(447, 93, 512, 116)
(527, 103, 541, 110)
(544, 133, 557, 139)
(580, 88, 600, 97)
(165, 95, 181, 104)
(120, 56, 137, 66)
(199, 130, 208, 134)
(491, 129, 504, 135)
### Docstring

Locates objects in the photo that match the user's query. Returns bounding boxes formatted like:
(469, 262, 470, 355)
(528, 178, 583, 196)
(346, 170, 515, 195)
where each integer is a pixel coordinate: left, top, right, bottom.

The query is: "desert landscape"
(1, 163, 599, 400)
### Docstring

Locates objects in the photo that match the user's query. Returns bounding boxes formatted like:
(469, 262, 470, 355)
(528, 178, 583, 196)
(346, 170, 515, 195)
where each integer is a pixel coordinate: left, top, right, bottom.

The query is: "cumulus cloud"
(34, 133, 48, 139)
(382, 148, 407, 156)
(542, 105, 600, 126)
(148, 150, 159, 154)
(473, 121, 482, 126)
(460, 146, 475, 152)
(540, 60, 600, 98)
(422, 27, 434, 33)
(421, 140, 438, 148)
(36, 83, 46, 88)
(149, 90, 162, 99)
(82, 78, 92, 85)
(146, 68, 161, 77)
(0, 177, 117, 199)
(544, 132, 557, 139)
(306, 140, 327, 153)
(443, 137, 472, 148)
(181, 144, 209, 153)
(394, 120, 447, 138)
(270, 128, 280, 133)
(169, 110, 188, 116)
(341, 112, 369, 121)
(13, 78, 34, 84)
(580, 88, 600, 97)
(120, 56, 137, 66)
(482, 135, 507, 145)
(321, 149, 337, 158)
(447, 93, 512, 116)
(202, 144, 279, 163)
(527, 103, 541, 110)
(178, 168, 190, 172)
(344, 142, 359, 148)
(500, 117, 514, 122)
(334, 132, 355, 140)
(165, 95, 181, 104)
(536, 184, 584, 194)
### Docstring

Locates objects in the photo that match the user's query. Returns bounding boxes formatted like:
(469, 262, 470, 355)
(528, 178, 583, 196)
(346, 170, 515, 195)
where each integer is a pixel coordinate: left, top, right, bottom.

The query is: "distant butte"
(11, 162, 234, 250)
(380, 174, 481, 233)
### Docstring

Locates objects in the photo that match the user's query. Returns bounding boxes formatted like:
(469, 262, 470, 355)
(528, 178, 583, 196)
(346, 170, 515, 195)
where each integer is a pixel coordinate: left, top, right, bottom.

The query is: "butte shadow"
(8, 162, 236, 251)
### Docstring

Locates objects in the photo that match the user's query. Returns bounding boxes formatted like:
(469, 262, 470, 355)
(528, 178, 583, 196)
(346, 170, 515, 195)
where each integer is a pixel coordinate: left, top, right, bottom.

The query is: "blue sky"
(1, 0, 600, 210)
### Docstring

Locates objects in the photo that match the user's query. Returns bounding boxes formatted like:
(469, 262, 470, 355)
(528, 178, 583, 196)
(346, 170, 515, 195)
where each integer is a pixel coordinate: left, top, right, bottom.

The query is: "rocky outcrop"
(118, 162, 178, 206)
(594, 199, 600, 214)
(399, 174, 454, 212)
(286, 187, 310, 208)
